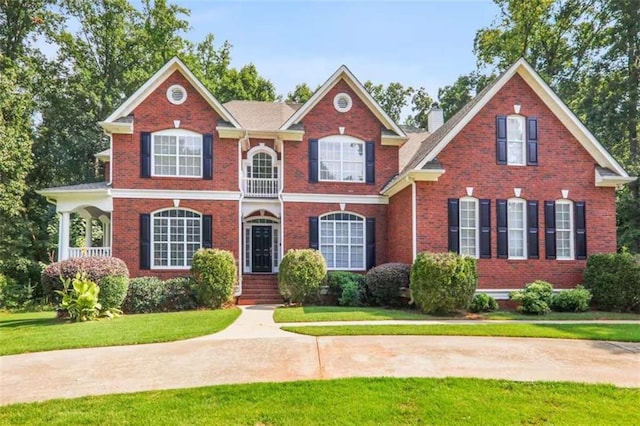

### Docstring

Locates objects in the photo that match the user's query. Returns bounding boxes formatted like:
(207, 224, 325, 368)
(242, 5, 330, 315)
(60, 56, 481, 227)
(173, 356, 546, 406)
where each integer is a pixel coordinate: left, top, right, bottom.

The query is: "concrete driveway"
(1, 305, 639, 406)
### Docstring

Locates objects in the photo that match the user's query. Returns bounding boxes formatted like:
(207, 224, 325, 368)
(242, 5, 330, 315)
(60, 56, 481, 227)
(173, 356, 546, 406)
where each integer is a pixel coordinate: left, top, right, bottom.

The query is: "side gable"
(100, 57, 241, 131)
(279, 65, 407, 145)
(399, 58, 633, 184)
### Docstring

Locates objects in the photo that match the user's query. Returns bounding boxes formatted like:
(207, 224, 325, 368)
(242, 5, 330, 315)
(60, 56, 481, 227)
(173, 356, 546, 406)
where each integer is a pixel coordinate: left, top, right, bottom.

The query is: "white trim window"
(508, 198, 527, 259)
(152, 209, 201, 268)
(507, 115, 525, 165)
(460, 197, 479, 258)
(152, 129, 202, 177)
(319, 135, 364, 182)
(320, 212, 365, 270)
(555, 200, 574, 259)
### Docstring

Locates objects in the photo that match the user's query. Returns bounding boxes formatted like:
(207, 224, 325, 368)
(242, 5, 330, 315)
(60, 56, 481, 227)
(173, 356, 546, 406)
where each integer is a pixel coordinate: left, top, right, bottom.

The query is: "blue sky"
(180, 0, 499, 100)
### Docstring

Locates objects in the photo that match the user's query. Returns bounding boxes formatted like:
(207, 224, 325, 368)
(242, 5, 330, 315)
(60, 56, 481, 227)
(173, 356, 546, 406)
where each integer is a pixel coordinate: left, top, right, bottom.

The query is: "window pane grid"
(153, 134, 202, 177)
(556, 202, 573, 259)
(459, 199, 478, 257)
(319, 139, 364, 182)
(319, 213, 365, 269)
(152, 209, 201, 268)
(507, 116, 525, 165)
(508, 200, 526, 258)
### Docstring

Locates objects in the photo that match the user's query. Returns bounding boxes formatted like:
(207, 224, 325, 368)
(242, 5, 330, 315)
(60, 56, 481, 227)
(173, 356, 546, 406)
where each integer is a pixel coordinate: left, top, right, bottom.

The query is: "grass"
(1, 378, 638, 425)
(0, 308, 240, 356)
(274, 305, 640, 322)
(282, 323, 640, 341)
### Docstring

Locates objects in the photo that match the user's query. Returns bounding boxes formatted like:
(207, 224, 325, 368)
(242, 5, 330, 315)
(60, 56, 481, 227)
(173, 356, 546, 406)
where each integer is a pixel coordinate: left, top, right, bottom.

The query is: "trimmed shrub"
(42, 257, 129, 304)
(122, 277, 165, 314)
(326, 271, 366, 307)
(278, 249, 327, 304)
(410, 252, 477, 314)
(469, 293, 499, 313)
(550, 286, 592, 312)
(0, 274, 35, 309)
(162, 277, 198, 312)
(98, 275, 129, 311)
(365, 263, 411, 306)
(510, 280, 554, 315)
(191, 249, 237, 309)
(584, 253, 640, 313)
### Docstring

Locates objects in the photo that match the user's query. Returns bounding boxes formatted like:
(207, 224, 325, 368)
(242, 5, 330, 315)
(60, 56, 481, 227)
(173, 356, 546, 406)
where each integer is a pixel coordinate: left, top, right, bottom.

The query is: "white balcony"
(243, 178, 279, 198)
(68, 247, 112, 258)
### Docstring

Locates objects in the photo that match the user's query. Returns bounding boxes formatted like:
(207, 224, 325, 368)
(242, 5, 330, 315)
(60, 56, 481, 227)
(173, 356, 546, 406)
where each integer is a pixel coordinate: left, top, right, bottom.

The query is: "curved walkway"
(1, 306, 639, 406)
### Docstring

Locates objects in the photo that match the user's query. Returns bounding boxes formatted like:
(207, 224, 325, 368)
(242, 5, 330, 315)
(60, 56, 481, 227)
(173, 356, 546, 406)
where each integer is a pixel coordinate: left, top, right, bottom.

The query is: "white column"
(84, 217, 92, 248)
(99, 215, 111, 247)
(58, 211, 71, 261)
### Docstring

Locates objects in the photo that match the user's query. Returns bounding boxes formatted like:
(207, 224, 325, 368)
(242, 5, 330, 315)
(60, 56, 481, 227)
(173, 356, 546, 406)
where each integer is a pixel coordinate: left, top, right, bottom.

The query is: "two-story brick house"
(39, 57, 635, 303)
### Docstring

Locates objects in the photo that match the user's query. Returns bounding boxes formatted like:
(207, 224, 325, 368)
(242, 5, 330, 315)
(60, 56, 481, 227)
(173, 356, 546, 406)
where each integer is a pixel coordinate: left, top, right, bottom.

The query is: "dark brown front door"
(252, 226, 272, 273)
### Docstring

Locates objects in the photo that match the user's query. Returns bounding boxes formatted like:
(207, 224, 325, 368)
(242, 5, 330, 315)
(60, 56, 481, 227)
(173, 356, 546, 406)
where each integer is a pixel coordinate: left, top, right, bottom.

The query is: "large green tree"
(364, 81, 414, 123)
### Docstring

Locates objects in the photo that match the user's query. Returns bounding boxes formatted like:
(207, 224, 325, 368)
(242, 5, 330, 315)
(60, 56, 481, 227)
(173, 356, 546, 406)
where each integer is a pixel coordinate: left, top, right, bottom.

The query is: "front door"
(251, 226, 272, 273)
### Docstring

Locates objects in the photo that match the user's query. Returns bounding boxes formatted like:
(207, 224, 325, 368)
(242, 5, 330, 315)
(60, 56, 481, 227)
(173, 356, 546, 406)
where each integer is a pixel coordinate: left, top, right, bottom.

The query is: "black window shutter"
(479, 199, 491, 259)
(309, 216, 319, 250)
(203, 133, 213, 180)
(575, 201, 587, 260)
(202, 215, 213, 248)
(448, 198, 460, 253)
(496, 199, 508, 258)
(496, 116, 507, 165)
(527, 200, 539, 259)
(141, 132, 151, 178)
(544, 201, 556, 259)
(309, 139, 318, 183)
(366, 218, 376, 269)
(365, 141, 375, 184)
(140, 214, 151, 269)
(526, 117, 538, 165)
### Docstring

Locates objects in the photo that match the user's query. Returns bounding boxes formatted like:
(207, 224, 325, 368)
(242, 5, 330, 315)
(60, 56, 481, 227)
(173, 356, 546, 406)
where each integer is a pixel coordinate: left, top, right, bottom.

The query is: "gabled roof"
(102, 57, 241, 128)
(279, 65, 407, 139)
(402, 58, 631, 179)
(224, 101, 301, 131)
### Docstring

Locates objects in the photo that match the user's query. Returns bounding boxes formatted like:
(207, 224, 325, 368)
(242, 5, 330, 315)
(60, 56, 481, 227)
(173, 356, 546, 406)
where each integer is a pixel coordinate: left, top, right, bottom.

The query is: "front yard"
(1, 378, 638, 425)
(0, 308, 240, 356)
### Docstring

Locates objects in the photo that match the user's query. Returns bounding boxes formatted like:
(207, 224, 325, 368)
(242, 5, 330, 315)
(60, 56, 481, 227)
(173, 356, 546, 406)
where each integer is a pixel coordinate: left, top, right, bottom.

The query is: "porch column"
(99, 215, 111, 247)
(84, 217, 93, 248)
(58, 211, 71, 261)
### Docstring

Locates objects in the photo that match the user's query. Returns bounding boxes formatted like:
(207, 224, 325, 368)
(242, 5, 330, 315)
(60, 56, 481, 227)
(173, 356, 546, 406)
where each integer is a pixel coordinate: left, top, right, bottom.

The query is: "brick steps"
(237, 274, 283, 305)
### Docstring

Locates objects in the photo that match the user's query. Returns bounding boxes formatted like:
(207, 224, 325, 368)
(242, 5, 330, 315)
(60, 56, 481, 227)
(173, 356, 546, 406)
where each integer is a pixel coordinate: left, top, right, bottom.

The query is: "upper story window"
(319, 135, 364, 182)
(507, 115, 525, 165)
(152, 209, 201, 268)
(507, 198, 527, 259)
(459, 197, 479, 258)
(152, 129, 202, 177)
(555, 200, 574, 260)
(319, 212, 365, 270)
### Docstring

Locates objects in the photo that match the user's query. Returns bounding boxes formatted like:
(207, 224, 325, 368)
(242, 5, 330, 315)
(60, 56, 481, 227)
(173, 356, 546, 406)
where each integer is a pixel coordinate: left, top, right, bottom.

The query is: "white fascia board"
(215, 127, 305, 142)
(595, 169, 637, 187)
(111, 189, 241, 201)
(281, 193, 388, 205)
(279, 65, 406, 139)
(95, 149, 111, 162)
(36, 188, 111, 197)
(381, 135, 408, 146)
(98, 121, 133, 134)
(104, 57, 241, 128)
(382, 169, 445, 197)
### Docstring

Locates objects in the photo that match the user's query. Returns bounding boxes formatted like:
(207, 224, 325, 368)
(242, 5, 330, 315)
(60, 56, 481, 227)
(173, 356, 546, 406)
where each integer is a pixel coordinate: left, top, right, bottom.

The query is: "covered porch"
(37, 182, 113, 261)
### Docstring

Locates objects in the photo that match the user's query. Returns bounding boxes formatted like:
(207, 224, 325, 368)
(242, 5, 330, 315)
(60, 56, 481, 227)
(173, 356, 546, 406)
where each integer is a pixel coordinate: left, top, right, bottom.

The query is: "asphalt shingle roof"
(223, 101, 302, 131)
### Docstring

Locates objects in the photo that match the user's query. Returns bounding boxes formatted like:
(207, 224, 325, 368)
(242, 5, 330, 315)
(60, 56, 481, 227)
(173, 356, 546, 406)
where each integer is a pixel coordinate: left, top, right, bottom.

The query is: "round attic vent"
(333, 93, 352, 113)
(167, 84, 187, 105)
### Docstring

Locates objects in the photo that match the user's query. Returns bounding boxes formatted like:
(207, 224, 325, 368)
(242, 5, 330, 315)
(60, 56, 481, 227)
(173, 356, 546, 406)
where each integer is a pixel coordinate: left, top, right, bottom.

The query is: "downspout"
(108, 133, 113, 186)
(237, 136, 245, 297)
(277, 139, 285, 269)
(408, 175, 417, 261)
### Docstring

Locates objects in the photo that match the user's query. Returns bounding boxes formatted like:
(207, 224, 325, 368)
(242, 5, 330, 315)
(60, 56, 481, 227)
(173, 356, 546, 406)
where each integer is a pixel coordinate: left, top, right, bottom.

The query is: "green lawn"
(282, 323, 640, 341)
(274, 306, 640, 322)
(0, 308, 240, 355)
(1, 378, 638, 425)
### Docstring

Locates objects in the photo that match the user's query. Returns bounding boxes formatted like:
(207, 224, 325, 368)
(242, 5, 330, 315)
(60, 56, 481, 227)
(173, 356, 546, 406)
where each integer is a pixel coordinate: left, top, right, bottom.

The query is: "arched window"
(319, 212, 365, 269)
(507, 198, 527, 259)
(459, 197, 479, 258)
(152, 129, 203, 177)
(555, 200, 574, 260)
(319, 135, 364, 182)
(152, 209, 201, 268)
(507, 115, 525, 165)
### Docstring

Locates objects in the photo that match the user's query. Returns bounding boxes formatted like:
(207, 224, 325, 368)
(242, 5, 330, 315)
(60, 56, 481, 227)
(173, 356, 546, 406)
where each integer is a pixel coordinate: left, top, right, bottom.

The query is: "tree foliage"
(363, 80, 414, 123)
(286, 83, 315, 103)
(437, 72, 493, 120)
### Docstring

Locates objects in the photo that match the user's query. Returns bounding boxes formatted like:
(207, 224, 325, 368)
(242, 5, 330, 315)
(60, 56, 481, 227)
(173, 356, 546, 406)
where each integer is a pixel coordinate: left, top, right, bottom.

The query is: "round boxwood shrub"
(410, 252, 477, 314)
(278, 249, 327, 304)
(98, 275, 129, 311)
(584, 253, 640, 313)
(326, 271, 367, 306)
(365, 263, 410, 306)
(510, 280, 554, 315)
(550, 286, 592, 312)
(42, 257, 129, 304)
(162, 277, 198, 312)
(191, 249, 237, 308)
(122, 277, 165, 314)
(469, 293, 499, 313)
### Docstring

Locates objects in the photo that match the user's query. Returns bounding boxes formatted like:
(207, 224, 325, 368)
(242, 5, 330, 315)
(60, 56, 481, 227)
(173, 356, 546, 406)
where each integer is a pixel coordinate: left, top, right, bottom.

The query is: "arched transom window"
(320, 212, 365, 269)
(152, 209, 201, 268)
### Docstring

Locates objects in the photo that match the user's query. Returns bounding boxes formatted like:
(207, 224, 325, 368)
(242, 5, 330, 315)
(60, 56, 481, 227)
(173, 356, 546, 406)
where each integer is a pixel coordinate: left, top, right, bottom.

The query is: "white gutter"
(278, 140, 285, 266)
(236, 137, 244, 297)
(410, 177, 417, 261)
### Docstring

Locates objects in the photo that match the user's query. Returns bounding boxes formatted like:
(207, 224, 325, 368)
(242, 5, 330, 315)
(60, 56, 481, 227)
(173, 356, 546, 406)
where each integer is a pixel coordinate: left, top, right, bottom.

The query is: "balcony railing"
(243, 177, 279, 198)
(68, 247, 112, 258)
